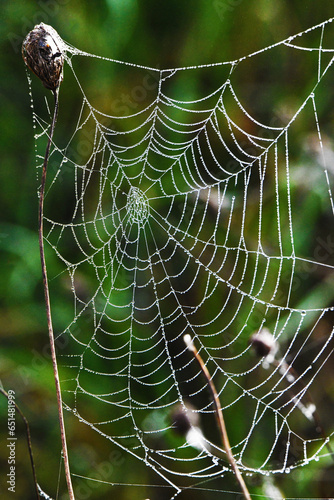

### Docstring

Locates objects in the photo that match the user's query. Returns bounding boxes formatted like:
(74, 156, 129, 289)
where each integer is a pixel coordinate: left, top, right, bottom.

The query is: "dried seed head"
(250, 328, 278, 362)
(170, 403, 209, 452)
(170, 403, 199, 436)
(22, 23, 64, 91)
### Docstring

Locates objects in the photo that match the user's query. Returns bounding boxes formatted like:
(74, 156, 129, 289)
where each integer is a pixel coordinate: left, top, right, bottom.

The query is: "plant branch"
(184, 334, 251, 500)
(38, 88, 75, 500)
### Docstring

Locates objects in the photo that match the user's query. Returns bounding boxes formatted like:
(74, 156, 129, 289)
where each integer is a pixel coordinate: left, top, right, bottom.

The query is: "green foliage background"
(1, 1, 334, 499)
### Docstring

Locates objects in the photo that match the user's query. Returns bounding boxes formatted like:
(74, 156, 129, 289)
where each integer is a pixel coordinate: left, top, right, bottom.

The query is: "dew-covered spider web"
(29, 17, 334, 499)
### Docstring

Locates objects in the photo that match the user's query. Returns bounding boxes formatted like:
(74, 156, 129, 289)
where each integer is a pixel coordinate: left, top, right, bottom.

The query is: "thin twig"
(0, 387, 40, 499)
(38, 88, 75, 499)
(184, 334, 251, 500)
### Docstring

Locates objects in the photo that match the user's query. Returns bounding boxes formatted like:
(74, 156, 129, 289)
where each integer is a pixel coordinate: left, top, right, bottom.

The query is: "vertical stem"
(38, 89, 75, 500)
(184, 335, 251, 500)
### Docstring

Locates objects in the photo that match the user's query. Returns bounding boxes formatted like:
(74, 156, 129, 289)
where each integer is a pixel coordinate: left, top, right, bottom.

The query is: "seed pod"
(170, 403, 199, 436)
(22, 23, 64, 91)
(250, 328, 278, 360)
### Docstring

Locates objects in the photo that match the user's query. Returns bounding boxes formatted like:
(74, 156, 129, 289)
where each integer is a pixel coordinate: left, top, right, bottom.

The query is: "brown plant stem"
(38, 88, 75, 500)
(184, 334, 251, 500)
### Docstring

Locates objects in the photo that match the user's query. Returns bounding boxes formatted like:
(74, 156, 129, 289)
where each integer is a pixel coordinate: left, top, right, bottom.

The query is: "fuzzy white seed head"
(184, 334, 195, 352)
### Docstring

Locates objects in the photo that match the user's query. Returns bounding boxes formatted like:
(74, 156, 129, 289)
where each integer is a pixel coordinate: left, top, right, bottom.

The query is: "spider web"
(29, 18, 334, 498)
